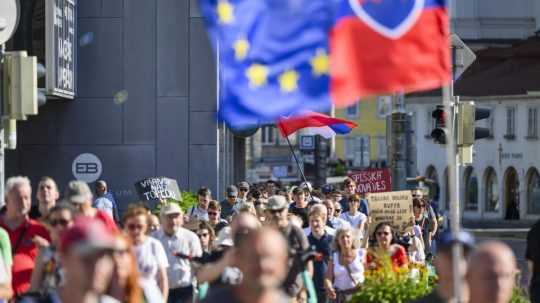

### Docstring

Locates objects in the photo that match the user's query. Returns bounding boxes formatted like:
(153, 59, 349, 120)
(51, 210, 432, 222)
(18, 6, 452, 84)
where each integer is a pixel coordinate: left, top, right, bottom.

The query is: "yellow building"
(334, 96, 391, 168)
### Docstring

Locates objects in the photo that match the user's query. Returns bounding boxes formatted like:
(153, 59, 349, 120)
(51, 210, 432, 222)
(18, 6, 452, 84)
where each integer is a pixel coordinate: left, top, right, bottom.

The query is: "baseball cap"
(299, 181, 312, 192)
(322, 184, 334, 195)
(160, 203, 182, 217)
(60, 217, 116, 255)
(227, 185, 238, 197)
(438, 230, 475, 252)
(266, 195, 288, 210)
(237, 181, 250, 190)
(64, 180, 93, 204)
(215, 226, 234, 247)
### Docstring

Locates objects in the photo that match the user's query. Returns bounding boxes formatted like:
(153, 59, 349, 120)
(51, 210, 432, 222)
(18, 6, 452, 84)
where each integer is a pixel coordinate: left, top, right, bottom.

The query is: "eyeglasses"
(127, 224, 144, 231)
(50, 218, 71, 227)
(198, 232, 209, 237)
(239, 188, 248, 192)
(377, 231, 390, 236)
(208, 211, 219, 216)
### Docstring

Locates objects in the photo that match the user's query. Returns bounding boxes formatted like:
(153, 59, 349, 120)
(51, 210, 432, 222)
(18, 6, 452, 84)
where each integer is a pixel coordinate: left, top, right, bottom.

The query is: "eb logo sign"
(72, 153, 102, 183)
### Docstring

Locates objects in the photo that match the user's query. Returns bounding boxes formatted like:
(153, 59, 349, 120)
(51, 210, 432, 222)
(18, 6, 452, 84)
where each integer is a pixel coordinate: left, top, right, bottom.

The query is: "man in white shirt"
(152, 203, 202, 303)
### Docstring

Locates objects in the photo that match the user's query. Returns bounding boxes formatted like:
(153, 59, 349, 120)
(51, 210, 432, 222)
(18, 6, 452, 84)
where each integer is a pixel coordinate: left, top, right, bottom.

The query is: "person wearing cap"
(220, 185, 241, 221)
(152, 203, 202, 303)
(187, 187, 212, 223)
(0, 176, 50, 297)
(237, 181, 250, 202)
(19, 217, 118, 303)
(410, 230, 475, 303)
(123, 205, 169, 301)
(64, 180, 117, 233)
(289, 187, 310, 228)
(265, 195, 311, 299)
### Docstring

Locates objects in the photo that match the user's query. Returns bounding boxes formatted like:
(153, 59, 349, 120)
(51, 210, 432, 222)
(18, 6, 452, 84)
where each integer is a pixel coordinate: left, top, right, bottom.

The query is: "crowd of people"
(0, 175, 523, 303)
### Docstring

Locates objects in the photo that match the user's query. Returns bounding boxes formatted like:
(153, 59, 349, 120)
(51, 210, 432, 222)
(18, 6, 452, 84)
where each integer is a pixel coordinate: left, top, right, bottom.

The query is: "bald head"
(467, 241, 516, 303)
(234, 227, 288, 291)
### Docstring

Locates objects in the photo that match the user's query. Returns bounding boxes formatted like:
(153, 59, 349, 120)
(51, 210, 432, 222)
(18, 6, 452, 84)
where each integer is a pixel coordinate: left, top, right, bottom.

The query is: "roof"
(407, 35, 540, 98)
(455, 36, 540, 97)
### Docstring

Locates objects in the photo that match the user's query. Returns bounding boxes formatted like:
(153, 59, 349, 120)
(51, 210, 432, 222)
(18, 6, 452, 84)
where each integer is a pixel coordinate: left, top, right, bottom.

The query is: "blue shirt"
(307, 232, 333, 291)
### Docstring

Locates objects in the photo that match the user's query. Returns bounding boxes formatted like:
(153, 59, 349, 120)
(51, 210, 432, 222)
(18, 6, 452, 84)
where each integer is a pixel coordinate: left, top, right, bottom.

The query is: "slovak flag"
(277, 112, 357, 139)
(330, 0, 451, 106)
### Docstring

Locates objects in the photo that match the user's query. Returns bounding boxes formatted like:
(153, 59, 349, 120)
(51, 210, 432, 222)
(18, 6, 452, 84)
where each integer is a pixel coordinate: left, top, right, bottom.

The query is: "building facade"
(5, 1, 236, 208)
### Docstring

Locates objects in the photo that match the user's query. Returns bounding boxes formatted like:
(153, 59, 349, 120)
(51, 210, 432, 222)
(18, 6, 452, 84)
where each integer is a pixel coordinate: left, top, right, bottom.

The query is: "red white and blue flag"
(277, 112, 357, 139)
(330, 0, 451, 106)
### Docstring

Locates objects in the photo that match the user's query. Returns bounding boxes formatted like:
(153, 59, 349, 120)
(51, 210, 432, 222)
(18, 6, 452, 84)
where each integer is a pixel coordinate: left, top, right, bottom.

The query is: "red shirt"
(94, 209, 118, 233)
(0, 217, 50, 295)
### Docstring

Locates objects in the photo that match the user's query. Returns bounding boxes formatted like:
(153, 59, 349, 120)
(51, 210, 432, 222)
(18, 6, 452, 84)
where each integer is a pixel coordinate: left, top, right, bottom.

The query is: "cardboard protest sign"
(367, 190, 413, 235)
(134, 177, 181, 209)
(349, 168, 392, 194)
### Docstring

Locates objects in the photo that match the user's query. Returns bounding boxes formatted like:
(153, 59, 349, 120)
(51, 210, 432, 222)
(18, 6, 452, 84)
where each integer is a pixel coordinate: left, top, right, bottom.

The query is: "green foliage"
(351, 255, 434, 303)
(150, 191, 198, 216)
(510, 287, 530, 303)
(334, 161, 347, 176)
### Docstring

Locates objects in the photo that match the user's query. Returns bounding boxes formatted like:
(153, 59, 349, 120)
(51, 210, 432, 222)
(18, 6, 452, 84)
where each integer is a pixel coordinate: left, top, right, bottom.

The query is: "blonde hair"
(332, 227, 359, 252)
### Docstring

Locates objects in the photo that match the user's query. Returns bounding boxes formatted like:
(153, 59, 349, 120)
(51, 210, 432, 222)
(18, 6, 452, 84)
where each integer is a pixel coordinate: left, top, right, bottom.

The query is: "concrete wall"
(6, 0, 222, 211)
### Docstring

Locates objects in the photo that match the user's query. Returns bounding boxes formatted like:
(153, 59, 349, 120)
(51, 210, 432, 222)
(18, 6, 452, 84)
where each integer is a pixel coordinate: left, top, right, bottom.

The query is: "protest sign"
(134, 177, 182, 209)
(349, 168, 392, 194)
(367, 190, 413, 235)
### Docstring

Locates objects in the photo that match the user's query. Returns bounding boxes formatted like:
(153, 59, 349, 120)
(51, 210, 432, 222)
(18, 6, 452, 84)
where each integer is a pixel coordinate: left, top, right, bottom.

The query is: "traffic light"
(2, 51, 38, 120)
(457, 102, 491, 147)
(431, 105, 451, 144)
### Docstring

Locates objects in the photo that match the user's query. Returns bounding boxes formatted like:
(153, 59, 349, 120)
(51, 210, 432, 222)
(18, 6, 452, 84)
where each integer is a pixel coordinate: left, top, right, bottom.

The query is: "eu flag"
(199, 0, 334, 129)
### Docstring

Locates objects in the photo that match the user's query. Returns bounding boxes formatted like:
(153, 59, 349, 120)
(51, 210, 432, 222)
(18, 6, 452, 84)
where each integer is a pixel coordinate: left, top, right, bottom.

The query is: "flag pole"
(284, 135, 314, 200)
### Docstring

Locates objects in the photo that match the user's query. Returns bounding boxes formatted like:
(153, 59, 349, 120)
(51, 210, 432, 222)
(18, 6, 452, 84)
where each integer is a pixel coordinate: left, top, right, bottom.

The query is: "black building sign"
(46, 0, 76, 99)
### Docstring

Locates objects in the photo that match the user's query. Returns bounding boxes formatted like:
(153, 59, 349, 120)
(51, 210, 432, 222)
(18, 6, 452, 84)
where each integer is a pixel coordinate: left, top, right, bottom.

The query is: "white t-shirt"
(340, 212, 367, 229)
(134, 237, 169, 285)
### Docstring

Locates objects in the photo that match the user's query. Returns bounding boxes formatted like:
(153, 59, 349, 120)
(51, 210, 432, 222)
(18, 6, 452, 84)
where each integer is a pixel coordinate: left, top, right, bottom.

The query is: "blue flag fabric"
(199, 0, 334, 129)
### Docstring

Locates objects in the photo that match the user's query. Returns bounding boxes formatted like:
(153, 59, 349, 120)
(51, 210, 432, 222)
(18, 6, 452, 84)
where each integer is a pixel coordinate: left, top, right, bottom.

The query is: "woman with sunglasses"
(366, 222, 408, 270)
(413, 198, 434, 258)
(123, 205, 169, 302)
(197, 221, 216, 259)
(324, 227, 365, 303)
(29, 203, 75, 294)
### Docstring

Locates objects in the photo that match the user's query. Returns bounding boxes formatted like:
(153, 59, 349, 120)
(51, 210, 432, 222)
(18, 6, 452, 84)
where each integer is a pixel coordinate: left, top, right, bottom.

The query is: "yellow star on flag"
(246, 64, 268, 88)
(234, 38, 249, 61)
(310, 49, 329, 76)
(217, 0, 234, 24)
(279, 70, 300, 93)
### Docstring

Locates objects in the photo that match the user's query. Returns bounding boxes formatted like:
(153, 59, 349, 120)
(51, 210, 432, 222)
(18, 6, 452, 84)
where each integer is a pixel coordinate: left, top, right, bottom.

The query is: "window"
(261, 126, 275, 145)
(376, 96, 392, 118)
(344, 135, 370, 167)
(528, 107, 538, 139)
(527, 168, 540, 214)
(484, 168, 499, 212)
(505, 107, 516, 139)
(376, 136, 387, 161)
(346, 104, 359, 118)
(464, 167, 478, 211)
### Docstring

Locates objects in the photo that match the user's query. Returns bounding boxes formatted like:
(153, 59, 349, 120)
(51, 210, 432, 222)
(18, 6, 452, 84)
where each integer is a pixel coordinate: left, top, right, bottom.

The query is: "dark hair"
(197, 187, 212, 197)
(412, 198, 425, 208)
(372, 222, 397, 245)
(343, 177, 356, 187)
(248, 189, 262, 200)
(198, 221, 216, 242)
(46, 203, 76, 222)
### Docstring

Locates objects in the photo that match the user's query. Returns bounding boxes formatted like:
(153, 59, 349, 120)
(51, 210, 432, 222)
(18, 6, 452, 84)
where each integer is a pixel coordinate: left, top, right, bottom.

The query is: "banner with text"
(135, 177, 182, 209)
(367, 190, 413, 235)
(349, 168, 392, 194)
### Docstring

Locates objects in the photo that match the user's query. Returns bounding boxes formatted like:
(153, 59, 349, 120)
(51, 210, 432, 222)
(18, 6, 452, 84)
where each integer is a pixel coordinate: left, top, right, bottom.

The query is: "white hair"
(5, 176, 32, 196)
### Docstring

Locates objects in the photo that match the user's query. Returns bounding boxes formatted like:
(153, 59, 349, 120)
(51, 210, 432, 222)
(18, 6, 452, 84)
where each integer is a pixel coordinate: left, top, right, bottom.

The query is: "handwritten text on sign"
(349, 168, 392, 194)
(135, 177, 182, 205)
(367, 190, 413, 234)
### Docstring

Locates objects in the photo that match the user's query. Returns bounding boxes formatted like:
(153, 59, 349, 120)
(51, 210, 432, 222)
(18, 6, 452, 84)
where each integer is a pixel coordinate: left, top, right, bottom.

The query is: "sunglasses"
(377, 231, 390, 236)
(239, 188, 249, 192)
(127, 224, 144, 231)
(50, 218, 71, 227)
(208, 211, 219, 216)
(198, 233, 209, 237)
